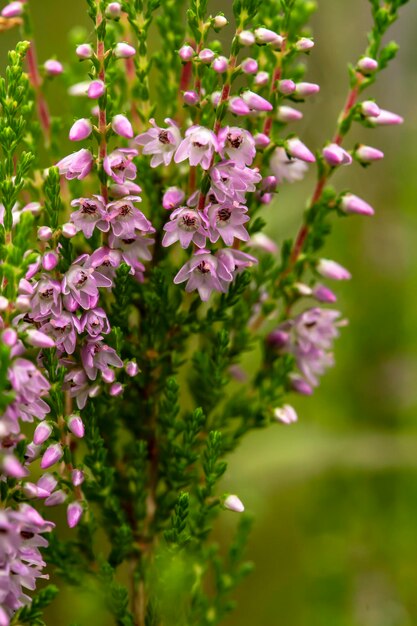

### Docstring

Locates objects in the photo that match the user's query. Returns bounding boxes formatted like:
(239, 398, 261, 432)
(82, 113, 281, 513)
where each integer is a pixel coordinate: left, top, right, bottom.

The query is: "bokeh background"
(2, 1, 417, 624)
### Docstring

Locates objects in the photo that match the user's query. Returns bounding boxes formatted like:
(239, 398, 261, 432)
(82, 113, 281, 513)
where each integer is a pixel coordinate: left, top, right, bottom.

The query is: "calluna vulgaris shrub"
(0, 0, 409, 624)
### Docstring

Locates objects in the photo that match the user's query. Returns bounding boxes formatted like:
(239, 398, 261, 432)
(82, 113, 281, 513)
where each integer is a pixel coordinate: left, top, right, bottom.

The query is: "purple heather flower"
(114, 42, 136, 58)
(354, 145, 384, 163)
(294, 81, 320, 97)
(199, 48, 215, 63)
(206, 202, 250, 246)
(179, 44, 194, 61)
(340, 193, 374, 216)
(213, 14, 228, 28)
(42, 251, 59, 271)
(278, 79, 296, 95)
(106, 2, 122, 18)
(62, 222, 77, 238)
(212, 56, 228, 73)
(1, 1, 23, 18)
(80, 308, 110, 337)
(135, 118, 181, 167)
(40, 312, 80, 354)
(87, 247, 122, 280)
(68, 414, 84, 438)
(254, 27, 283, 46)
(368, 108, 403, 125)
(224, 494, 245, 512)
(269, 147, 308, 184)
(106, 197, 153, 238)
(76, 44, 94, 59)
(174, 250, 233, 301)
(254, 133, 270, 148)
(81, 339, 123, 381)
(70, 196, 109, 238)
(33, 421, 53, 446)
(57, 148, 93, 180)
(215, 248, 257, 288)
(25, 328, 55, 349)
(88, 80, 105, 99)
(274, 404, 298, 425)
(64, 368, 100, 410)
(254, 71, 269, 86)
(286, 138, 315, 163)
(67, 502, 83, 529)
(125, 361, 139, 377)
(112, 114, 134, 139)
(228, 97, 251, 116)
(217, 127, 256, 167)
(183, 90, 199, 106)
(8, 358, 50, 402)
(62, 258, 112, 310)
(109, 181, 142, 198)
(104, 148, 138, 185)
(277, 106, 303, 123)
(241, 90, 273, 112)
(162, 187, 185, 210)
(2, 454, 27, 478)
(239, 30, 255, 46)
(249, 232, 278, 255)
(45, 490, 67, 507)
(69, 118, 92, 141)
(162, 207, 208, 249)
(210, 161, 261, 203)
(174, 125, 218, 170)
(313, 284, 337, 303)
(2, 328, 17, 347)
(295, 37, 314, 51)
(360, 100, 381, 117)
(44, 59, 63, 76)
(358, 56, 378, 73)
(109, 382, 123, 396)
(41, 443, 64, 469)
(72, 469, 84, 486)
(317, 259, 351, 280)
(241, 57, 258, 74)
(322, 143, 352, 167)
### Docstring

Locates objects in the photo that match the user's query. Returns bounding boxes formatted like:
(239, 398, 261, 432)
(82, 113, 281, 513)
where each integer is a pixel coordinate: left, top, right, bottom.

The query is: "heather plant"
(0, 0, 410, 624)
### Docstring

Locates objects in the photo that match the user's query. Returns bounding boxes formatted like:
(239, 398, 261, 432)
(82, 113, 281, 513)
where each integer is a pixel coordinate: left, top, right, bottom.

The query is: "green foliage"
(11, 586, 59, 626)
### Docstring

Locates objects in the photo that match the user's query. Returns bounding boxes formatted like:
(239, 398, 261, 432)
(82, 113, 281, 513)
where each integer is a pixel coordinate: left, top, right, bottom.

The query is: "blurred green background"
(2, 0, 417, 624)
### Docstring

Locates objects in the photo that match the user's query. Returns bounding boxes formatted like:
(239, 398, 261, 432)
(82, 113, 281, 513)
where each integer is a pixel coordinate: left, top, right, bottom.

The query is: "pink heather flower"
(37, 226, 53, 241)
(112, 114, 133, 138)
(104, 148, 138, 184)
(206, 202, 250, 246)
(322, 143, 352, 167)
(110, 382, 123, 396)
(67, 502, 83, 528)
(278, 79, 296, 95)
(106, 2, 122, 18)
(249, 232, 278, 254)
(174, 125, 218, 170)
(313, 285, 337, 303)
(173, 250, 233, 301)
(108, 234, 152, 279)
(135, 118, 181, 167)
(33, 421, 53, 445)
(199, 48, 215, 63)
(355, 145, 384, 163)
(254, 27, 283, 47)
(238, 30, 255, 46)
(81, 339, 123, 380)
(183, 90, 199, 106)
(317, 259, 351, 280)
(68, 414, 85, 438)
(254, 133, 270, 148)
(340, 193, 374, 216)
(179, 44, 194, 61)
(241, 90, 273, 112)
(254, 71, 269, 86)
(88, 246, 122, 280)
(228, 97, 251, 116)
(69, 118, 92, 141)
(210, 161, 261, 203)
(109, 181, 142, 198)
(41, 443, 64, 469)
(62, 222, 77, 238)
(44, 59, 63, 76)
(64, 367, 100, 409)
(212, 56, 228, 73)
(0, 296, 8, 311)
(45, 490, 67, 506)
(369, 108, 403, 125)
(358, 56, 378, 73)
(26, 328, 55, 349)
(106, 197, 153, 238)
(76, 44, 94, 59)
(1, 1, 23, 17)
(62, 259, 112, 310)
(2, 454, 27, 478)
(42, 251, 59, 271)
(277, 106, 303, 122)
(224, 494, 244, 512)
(40, 312, 80, 354)
(87, 80, 105, 99)
(72, 469, 84, 486)
(2, 328, 17, 347)
(70, 196, 109, 238)
(162, 207, 208, 249)
(295, 37, 314, 51)
(126, 361, 139, 376)
(360, 100, 381, 117)
(30, 275, 62, 319)
(162, 186, 185, 210)
(217, 127, 256, 167)
(286, 138, 316, 163)
(80, 307, 110, 337)
(57, 148, 93, 180)
(294, 82, 320, 97)
(241, 57, 258, 74)
(114, 42, 136, 58)
(215, 248, 257, 287)
(213, 14, 228, 29)
(274, 404, 298, 425)
(270, 147, 308, 184)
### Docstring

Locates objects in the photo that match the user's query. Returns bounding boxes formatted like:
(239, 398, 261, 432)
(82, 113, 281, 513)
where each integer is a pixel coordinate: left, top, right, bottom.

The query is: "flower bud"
(199, 48, 215, 63)
(357, 56, 378, 74)
(42, 251, 59, 271)
(294, 282, 312, 296)
(212, 56, 228, 73)
(105, 2, 122, 18)
(322, 143, 352, 167)
(15, 295, 31, 312)
(68, 414, 85, 439)
(290, 375, 313, 395)
(286, 138, 315, 163)
(44, 59, 63, 76)
(41, 443, 63, 469)
(87, 80, 105, 99)
(254, 27, 283, 47)
(211, 91, 221, 106)
(102, 368, 116, 383)
(274, 404, 298, 424)
(294, 81, 320, 97)
(0, 296, 9, 312)
(267, 329, 289, 349)
(213, 14, 228, 29)
(110, 382, 123, 396)
(112, 114, 133, 139)
(2, 328, 17, 347)
(2, 455, 27, 478)
(340, 193, 374, 216)
(254, 71, 269, 86)
(38, 226, 53, 241)
(278, 79, 296, 95)
(238, 30, 255, 46)
(317, 259, 351, 280)
(72, 469, 85, 486)
(1, 2, 23, 18)
(360, 100, 380, 118)
(126, 361, 139, 376)
(76, 44, 94, 60)
(33, 422, 53, 446)
(224, 494, 245, 513)
(67, 502, 83, 528)
(45, 490, 67, 506)
(249, 232, 278, 254)
(183, 90, 199, 106)
(241, 90, 273, 112)
(162, 187, 185, 210)
(229, 97, 250, 116)
(295, 37, 314, 51)
(313, 284, 337, 303)
(241, 57, 258, 74)
(62, 223, 77, 238)
(26, 329, 56, 348)
(277, 106, 303, 122)
(179, 44, 194, 61)
(114, 42, 136, 58)
(369, 108, 403, 126)
(355, 144, 384, 163)
(254, 133, 270, 148)
(37, 473, 58, 495)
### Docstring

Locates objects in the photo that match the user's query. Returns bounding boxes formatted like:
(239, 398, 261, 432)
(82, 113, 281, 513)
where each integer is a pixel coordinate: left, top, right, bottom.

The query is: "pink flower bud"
(162, 186, 185, 210)
(212, 56, 228, 73)
(18, 277, 34, 295)
(67, 502, 83, 528)
(229, 97, 250, 116)
(110, 382, 123, 396)
(286, 138, 316, 163)
(26, 329, 56, 348)
(112, 114, 133, 138)
(0, 296, 9, 312)
(357, 56, 378, 73)
(238, 30, 255, 46)
(76, 44, 94, 60)
(213, 15, 228, 29)
(274, 404, 298, 424)
(241, 58, 258, 74)
(38, 226, 53, 241)
(42, 251, 59, 271)
(2, 455, 28, 478)
(72, 469, 85, 486)
(295, 37, 314, 51)
(1, 1, 23, 17)
(369, 108, 403, 126)
(183, 90, 199, 106)
(125, 361, 139, 376)
(254, 27, 283, 47)
(241, 90, 273, 112)
(62, 223, 77, 238)
(254, 71, 269, 86)
(278, 79, 296, 95)
(2, 328, 17, 347)
(254, 133, 270, 148)
(44, 59, 63, 76)
(268, 329, 289, 349)
(33, 422, 53, 445)
(317, 259, 351, 280)
(313, 284, 337, 303)
(249, 232, 278, 254)
(341, 193, 374, 216)
(68, 415, 85, 439)
(199, 48, 215, 63)
(295, 81, 320, 97)
(87, 80, 105, 99)
(45, 489, 67, 506)
(360, 100, 380, 117)
(105, 2, 122, 18)
(290, 375, 313, 395)
(114, 42, 136, 58)
(102, 369, 115, 383)
(355, 144, 384, 162)
(224, 494, 244, 512)
(277, 106, 303, 122)
(322, 143, 352, 167)
(41, 443, 63, 469)
(179, 44, 194, 61)
(15, 295, 31, 311)
(294, 282, 312, 296)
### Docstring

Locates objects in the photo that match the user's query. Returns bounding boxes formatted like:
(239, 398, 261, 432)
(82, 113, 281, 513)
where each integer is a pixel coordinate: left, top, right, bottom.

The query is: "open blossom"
(206, 202, 250, 246)
(30, 275, 62, 320)
(57, 148, 94, 180)
(81, 339, 123, 380)
(217, 127, 256, 167)
(173, 250, 233, 301)
(103, 148, 138, 185)
(174, 125, 218, 170)
(269, 147, 308, 184)
(62, 257, 112, 310)
(80, 308, 110, 337)
(70, 196, 109, 238)
(106, 197, 154, 238)
(64, 368, 100, 410)
(39, 312, 80, 355)
(210, 161, 261, 203)
(162, 207, 208, 249)
(8, 359, 50, 403)
(135, 118, 181, 167)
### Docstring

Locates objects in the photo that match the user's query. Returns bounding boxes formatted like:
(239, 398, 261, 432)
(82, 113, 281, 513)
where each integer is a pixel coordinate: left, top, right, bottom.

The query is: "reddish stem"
(26, 41, 51, 143)
(96, 19, 108, 203)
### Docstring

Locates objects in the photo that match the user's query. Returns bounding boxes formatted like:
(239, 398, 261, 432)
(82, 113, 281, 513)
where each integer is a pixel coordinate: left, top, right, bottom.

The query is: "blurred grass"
(1, 0, 417, 624)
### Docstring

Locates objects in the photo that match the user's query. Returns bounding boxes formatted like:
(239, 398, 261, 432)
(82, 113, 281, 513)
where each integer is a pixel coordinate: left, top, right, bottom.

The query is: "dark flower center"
(81, 202, 98, 215)
(40, 288, 54, 299)
(197, 261, 211, 274)
(158, 130, 170, 144)
(119, 205, 132, 217)
(217, 207, 231, 222)
(227, 132, 243, 149)
(76, 271, 88, 287)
